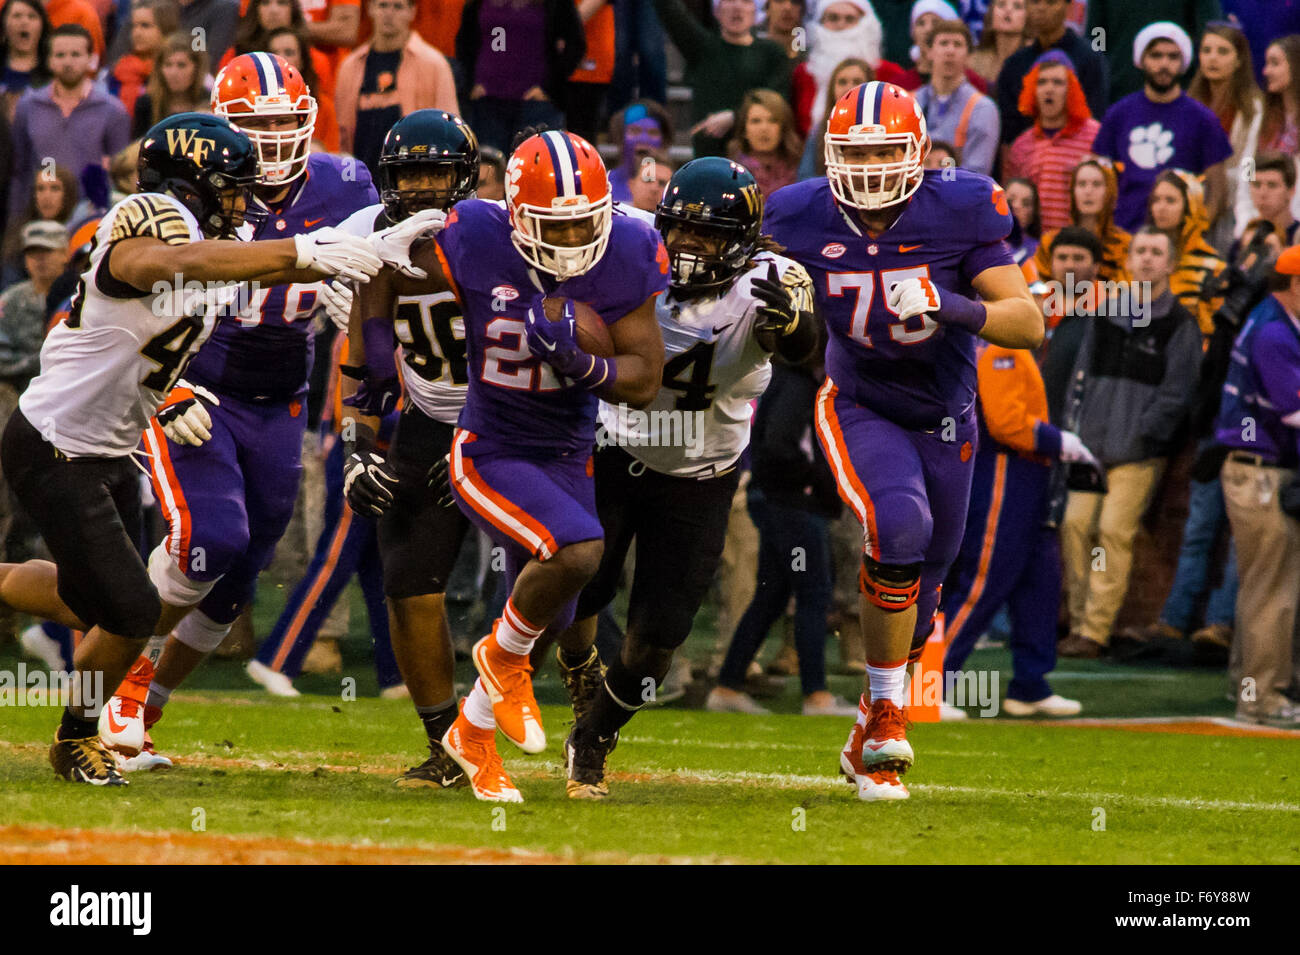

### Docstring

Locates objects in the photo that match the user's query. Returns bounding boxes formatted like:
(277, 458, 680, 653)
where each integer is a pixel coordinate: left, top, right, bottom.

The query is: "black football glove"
(344, 450, 399, 518)
(751, 263, 798, 336)
(427, 453, 455, 508)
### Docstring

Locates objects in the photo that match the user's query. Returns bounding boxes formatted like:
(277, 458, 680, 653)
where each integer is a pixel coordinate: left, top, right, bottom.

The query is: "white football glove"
(295, 227, 383, 283)
(320, 279, 354, 332)
(1060, 430, 1098, 466)
(886, 277, 941, 322)
(157, 380, 220, 446)
(368, 208, 448, 279)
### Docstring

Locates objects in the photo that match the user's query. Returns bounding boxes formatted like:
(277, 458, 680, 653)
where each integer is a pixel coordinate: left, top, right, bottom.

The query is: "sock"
(866, 657, 907, 709)
(145, 681, 172, 711)
(558, 644, 596, 669)
(855, 693, 871, 727)
(415, 697, 457, 744)
(578, 658, 644, 744)
(463, 679, 496, 730)
(59, 706, 99, 740)
(495, 598, 543, 656)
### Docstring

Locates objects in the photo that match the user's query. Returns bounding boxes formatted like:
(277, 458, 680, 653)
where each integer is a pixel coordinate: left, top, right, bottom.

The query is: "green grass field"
(1, 584, 1298, 864)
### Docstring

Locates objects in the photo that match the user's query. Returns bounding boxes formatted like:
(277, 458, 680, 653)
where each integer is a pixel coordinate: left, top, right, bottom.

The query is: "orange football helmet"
(212, 52, 317, 186)
(504, 130, 612, 280)
(824, 81, 930, 210)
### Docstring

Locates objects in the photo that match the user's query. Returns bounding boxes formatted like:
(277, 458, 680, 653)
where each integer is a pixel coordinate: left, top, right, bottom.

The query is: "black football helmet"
(655, 157, 763, 291)
(377, 110, 480, 221)
(137, 112, 262, 239)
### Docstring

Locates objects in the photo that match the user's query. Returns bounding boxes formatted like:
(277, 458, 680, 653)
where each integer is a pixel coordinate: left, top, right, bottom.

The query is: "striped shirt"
(1004, 118, 1101, 231)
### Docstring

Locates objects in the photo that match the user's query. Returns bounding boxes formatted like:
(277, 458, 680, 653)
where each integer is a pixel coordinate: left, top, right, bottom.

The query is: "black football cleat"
(49, 734, 127, 786)
(395, 743, 468, 789)
(556, 645, 606, 724)
(564, 728, 617, 800)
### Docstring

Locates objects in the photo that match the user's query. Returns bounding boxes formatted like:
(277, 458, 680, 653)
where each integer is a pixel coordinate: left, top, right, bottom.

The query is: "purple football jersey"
(437, 200, 669, 454)
(186, 153, 379, 401)
(764, 170, 1014, 430)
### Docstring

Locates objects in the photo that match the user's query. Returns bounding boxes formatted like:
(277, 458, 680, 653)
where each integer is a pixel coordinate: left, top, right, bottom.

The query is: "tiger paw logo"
(1127, 123, 1174, 170)
(505, 156, 524, 206)
(991, 185, 1010, 217)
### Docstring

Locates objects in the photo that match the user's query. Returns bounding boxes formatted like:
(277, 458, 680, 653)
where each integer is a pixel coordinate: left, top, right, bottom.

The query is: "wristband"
(361, 315, 399, 379)
(938, 294, 988, 334)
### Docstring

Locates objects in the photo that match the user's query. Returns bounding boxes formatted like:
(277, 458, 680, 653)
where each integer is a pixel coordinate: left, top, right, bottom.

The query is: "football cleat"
(861, 699, 914, 773)
(246, 659, 301, 697)
(840, 719, 865, 783)
(395, 743, 468, 789)
(856, 767, 909, 801)
(564, 729, 617, 800)
(50, 733, 127, 786)
(98, 695, 146, 757)
(441, 713, 522, 803)
(118, 732, 173, 772)
(472, 630, 545, 753)
(556, 645, 606, 724)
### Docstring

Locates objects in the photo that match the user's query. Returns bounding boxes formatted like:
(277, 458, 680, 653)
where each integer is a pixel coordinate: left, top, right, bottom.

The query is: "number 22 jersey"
(763, 169, 1014, 431)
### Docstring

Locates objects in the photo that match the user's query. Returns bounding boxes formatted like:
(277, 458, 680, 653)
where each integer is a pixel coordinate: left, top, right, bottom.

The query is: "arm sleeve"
(1091, 108, 1118, 161)
(652, 0, 709, 65)
(456, 0, 482, 83)
(1137, 317, 1204, 441)
(962, 98, 1000, 177)
(8, 98, 32, 222)
(1253, 319, 1300, 422)
(553, 0, 588, 82)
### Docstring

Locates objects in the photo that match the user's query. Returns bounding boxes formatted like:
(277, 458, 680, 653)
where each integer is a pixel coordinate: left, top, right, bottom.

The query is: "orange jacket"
(976, 343, 1061, 463)
(334, 31, 459, 155)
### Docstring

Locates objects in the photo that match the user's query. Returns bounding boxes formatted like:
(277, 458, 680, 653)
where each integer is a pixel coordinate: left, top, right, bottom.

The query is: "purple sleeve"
(1091, 108, 1119, 161)
(1034, 420, 1063, 459)
(1253, 319, 1300, 419)
(597, 225, 669, 325)
(961, 239, 1015, 284)
(362, 315, 398, 379)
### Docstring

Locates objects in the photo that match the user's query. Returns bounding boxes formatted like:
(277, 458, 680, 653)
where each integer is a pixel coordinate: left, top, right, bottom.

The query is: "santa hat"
(1132, 21, 1193, 70)
(910, 0, 958, 25)
(812, 0, 876, 19)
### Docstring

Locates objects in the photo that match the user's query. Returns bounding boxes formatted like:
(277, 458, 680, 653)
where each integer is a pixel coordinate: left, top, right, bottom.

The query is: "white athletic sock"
(866, 659, 907, 709)
(494, 598, 543, 656)
(145, 682, 172, 711)
(463, 679, 497, 730)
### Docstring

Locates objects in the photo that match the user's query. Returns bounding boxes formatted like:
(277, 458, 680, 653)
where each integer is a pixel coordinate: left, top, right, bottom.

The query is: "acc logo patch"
(993, 356, 1015, 369)
(491, 284, 519, 301)
(822, 242, 846, 259)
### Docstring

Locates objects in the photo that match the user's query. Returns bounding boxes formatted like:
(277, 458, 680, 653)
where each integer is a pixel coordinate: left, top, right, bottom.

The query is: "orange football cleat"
(441, 712, 522, 803)
(857, 767, 910, 801)
(861, 699, 914, 773)
(471, 628, 546, 753)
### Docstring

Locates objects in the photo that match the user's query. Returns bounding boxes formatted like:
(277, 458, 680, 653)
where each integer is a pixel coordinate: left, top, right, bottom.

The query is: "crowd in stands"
(1, 0, 1299, 725)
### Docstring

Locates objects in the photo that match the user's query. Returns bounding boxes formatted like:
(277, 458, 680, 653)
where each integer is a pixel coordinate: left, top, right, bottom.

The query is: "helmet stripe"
(867, 81, 884, 125)
(542, 130, 577, 197)
(249, 52, 281, 95)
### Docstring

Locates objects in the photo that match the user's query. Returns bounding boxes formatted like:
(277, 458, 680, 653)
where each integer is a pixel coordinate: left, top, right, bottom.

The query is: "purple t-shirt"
(1093, 92, 1233, 232)
(474, 0, 547, 100)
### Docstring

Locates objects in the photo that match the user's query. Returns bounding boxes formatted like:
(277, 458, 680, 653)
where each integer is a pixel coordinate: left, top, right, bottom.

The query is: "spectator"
(106, 138, 139, 204)
(44, 0, 103, 57)
(1092, 22, 1232, 233)
(1030, 158, 1131, 284)
(606, 99, 672, 203)
(0, 220, 64, 392)
(791, 0, 882, 138)
(609, 0, 667, 112)
(968, 0, 1025, 86)
(653, 0, 792, 157)
(2, 163, 75, 282)
(797, 54, 871, 179)
(886, 0, 989, 91)
(1259, 35, 1300, 160)
(106, 0, 238, 75)
(1220, 0, 1300, 88)
(728, 88, 802, 195)
(941, 338, 1087, 717)
(131, 30, 208, 138)
(476, 143, 504, 199)
(1, 0, 49, 123)
(567, 0, 615, 145)
(707, 359, 853, 717)
(1058, 228, 1203, 658)
(997, 0, 1108, 146)
(224, 0, 335, 100)
(1146, 168, 1226, 334)
(8, 25, 129, 224)
(924, 136, 956, 167)
(1086, 0, 1222, 103)
(1004, 51, 1098, 228)
(627, 156, 673, 211)
(914, 20, 998, 175)
(338, 0, 458, 171)
(1187, 22, 1261, 245)
(1232, 154, 1298, 252)
(456, 0, 583, 153)
(1005, 175, 1040, 264)
(873, 0, 915, 66)
(298, 0, 361, 72)
(763, 0, 808, 59)
(108, 0, 177, 119)
(1038, 226, 1104, 416)
(1213, 244, 1300, 726)
(267, 25, 338, 151)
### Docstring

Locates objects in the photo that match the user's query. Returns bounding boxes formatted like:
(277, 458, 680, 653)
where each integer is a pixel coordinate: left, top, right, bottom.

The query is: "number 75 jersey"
(763, 170, 1014, 431)
(20, 193, 217, 458)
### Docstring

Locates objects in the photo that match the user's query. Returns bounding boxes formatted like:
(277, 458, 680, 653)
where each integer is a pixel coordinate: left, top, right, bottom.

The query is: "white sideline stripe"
(619, 735, 987, 758)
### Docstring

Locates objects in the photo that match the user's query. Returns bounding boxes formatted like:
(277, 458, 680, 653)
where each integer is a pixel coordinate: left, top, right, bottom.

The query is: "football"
(542, 296, 614, 357)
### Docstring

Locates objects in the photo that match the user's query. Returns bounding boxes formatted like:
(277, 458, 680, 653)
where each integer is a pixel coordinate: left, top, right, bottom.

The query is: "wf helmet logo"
(164, 128, 216, 165)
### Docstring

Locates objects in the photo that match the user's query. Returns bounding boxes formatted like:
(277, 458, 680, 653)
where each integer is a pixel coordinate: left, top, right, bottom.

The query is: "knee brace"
(859, 556, 921, 611)
(173, 609, 232, 654)
(148, 544, 217, 608)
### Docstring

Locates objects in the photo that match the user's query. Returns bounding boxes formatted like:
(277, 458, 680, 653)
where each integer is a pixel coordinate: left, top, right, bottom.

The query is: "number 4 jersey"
(764, 169, 1014, 431)
(20, 193, 217, 458)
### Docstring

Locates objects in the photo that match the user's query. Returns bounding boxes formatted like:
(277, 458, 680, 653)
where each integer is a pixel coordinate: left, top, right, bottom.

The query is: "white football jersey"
(337, 201, 467, 425)
(598, 251, 814, 477)
(20, 193, 216, 458)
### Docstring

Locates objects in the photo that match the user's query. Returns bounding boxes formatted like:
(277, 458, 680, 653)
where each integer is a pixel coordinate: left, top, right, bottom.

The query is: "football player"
(547, 157, 820, 799)
(763, 82, 1042, 801)
(98, 53, 432, 765)
(0, 112, 383, 784)
(350, 129, 668, 802)
(335, 110, 481, 789)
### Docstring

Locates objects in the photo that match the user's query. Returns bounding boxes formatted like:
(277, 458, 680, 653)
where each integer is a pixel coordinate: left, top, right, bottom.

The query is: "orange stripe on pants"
(946, 452, 1008, 643)
(270, 505, 354, 672)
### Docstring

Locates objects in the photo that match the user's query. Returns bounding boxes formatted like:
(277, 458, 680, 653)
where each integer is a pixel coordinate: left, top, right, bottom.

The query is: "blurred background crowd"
(1, 0, 1299, 726)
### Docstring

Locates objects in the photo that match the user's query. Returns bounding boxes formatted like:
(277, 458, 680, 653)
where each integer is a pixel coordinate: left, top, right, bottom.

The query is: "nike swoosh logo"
(106, 710, 129, 734)
(865, 742, 889, 751)
(304, 217, 325, 227)
(712, 323, 734, 335)
(898, 244, 922, 253)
